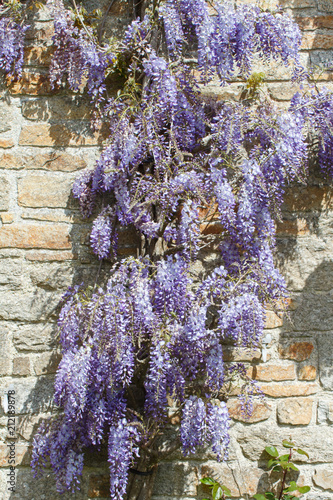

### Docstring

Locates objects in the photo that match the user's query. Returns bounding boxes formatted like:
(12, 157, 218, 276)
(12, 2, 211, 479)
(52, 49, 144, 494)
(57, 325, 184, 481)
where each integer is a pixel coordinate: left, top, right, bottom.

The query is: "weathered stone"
(18, 173, 74, 208)
(0, 138, 14, 148)
(153, 462, 198, 497)
(0, 443, 31, 466)
(25, 250, 76, 261)
(302, 33, 333, 50)
(313, 468, 333, 490)
(251, 363, 296, 382)
(0, 174, 10, 211)
(0, 103, 12, 133)
(318, 333, 333, 390)
(0, 223, 71, 249)
(13, 323, 56, 351)
(22, 96, 91, 121)
(237, 425, 333, 462)
(259, 382, 319, 397)
(88, 474, 110, 498)
(298, 365, 317, 380)
(200, 462, 240, 497)
(0, 377, 55, 414)
(33, 352, 61, 376)
(277, 397, 313, 425)
(317, 0, 333, 12)
(19, 123, 108, 147)
(0, 151, 87, 171)
(265, 310, 284, 328)
(279, 0, 316, 6)
(0, 326, 10, 376)
(276, 218, 310, 236)
(1, 213, 14, 224)
(24, 45, 52, 66)
(22, 208, 80, 223)
(12, 357, 31, 376)
(296, 15, 333, 30)
(279, 342, 314, 361)
(223, 347, 261, 362)
(268, 82, 300, 101)
(317, 400, 333, 424)
(283, 185, 333, 212)
(228, 398, 272, 423)
(7, 70, 52, 95)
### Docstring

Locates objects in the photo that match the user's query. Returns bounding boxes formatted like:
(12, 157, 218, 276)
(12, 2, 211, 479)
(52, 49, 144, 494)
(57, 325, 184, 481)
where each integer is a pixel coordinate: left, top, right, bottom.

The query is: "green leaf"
(279, 454, 290, 462)
(265, 446, 279, 457)
(298, 486, 311, 494)
(201, 477, 216, 486)
(286, 463, 299, 472)
(296, 448, 309, 459)
(265, 492, 276, 500)
(284, 481, 298, 492)
(267, 459, 278, 468)
(282, 440, 295, 448)
(212, 483, 223, 500)
(222, 485, 232, 497)
(253, 494, 267, 500)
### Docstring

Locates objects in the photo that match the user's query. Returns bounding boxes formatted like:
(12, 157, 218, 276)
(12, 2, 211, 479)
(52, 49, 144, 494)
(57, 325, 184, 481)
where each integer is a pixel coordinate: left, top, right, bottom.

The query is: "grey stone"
(0, 258, 24, 290)
(317, 0, 333, 12)
(0, 325, 10, 376)
(0, 377, 55, 414)
(317, 400, 333, 424)
(236, 426, 333, 463)
(0, 289, 62, 321)
(288, 292, 333, 332)
(29, 262, 73, 290)
(0, 103, 12, 133)
(13, 323, 56, 351)
(318, 333, 333, 389)
(0, 174, 10, 211)
(152, 462, 198, 497)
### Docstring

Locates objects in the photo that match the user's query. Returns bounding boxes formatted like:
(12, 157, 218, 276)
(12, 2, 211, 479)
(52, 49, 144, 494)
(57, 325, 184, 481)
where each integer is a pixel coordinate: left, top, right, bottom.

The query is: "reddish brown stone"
(296, 15, 333, 30)
(279, 342, 314, 362)
(25, 250, 76, 261)
(265, 310, 284, 329)
(275, 219, 310, 236)
(88, 475, 110, 498)
(18, 173, 74, 208)
(0, 152, 87, 171)
(24, 45, 53, 66)
(7, 71, 52, 95)
(251, 363, 296, 382)
(298, 365, 317, 381)
(227, 398, 272, 423)
(0, 223, 71, 249)
(284, 186, 333, 212)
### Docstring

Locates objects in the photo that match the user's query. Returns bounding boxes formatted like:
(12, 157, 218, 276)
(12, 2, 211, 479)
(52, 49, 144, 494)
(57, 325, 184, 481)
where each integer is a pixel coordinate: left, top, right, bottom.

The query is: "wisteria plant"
(1, 0, 332, 499)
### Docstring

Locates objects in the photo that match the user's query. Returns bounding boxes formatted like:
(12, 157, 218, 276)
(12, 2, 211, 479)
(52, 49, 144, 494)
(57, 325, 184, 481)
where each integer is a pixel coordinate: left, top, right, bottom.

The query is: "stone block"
(277, 397, 313, 425)
(0, 443, 31, 466)
(298, 365, 316, 380)
(313, 468, 333, 490)
(317, 400, 333, 424)
(301, 33, 333, 50)
(19, 123, 108, 147)
(12, 357, 31, 376)
(13, 323, 56, 351)
(23, 45, 52, 66)
(0, 288, 62, 321)
(295, 15, 333, 30)
(227, 398, 272, 423)
(276, 218, 310, 236)
(0, 103, 12, 133)
(259, 382, 319, 397)
(279, 0, 316, 6)
(0, 174, 10, 211)
(33, 352, 61, 375)
(22, 96, 91, 121)
(265, 310, 284, 329)
(153, 462, 198, 497)
(0, 325, 10, 376)
(318, 333, 333, 389)
(18, 172, 74, 208)
(318, 0, 333, 12)
(0, 223, 71, 249)
(0, 377, 55, 414)
(88, 474, 110, 498)
(0, 151, 87, 171)
(251, 363, 296, 382)
(279, 342, 314, 361)
(223, 347, 261, 362)
(7, 70, 52, 95)
(25, 250, 76, 261)
(0, 138, 14, 148)
(200, 462, 240, 497)
(1, 213, 14, 224)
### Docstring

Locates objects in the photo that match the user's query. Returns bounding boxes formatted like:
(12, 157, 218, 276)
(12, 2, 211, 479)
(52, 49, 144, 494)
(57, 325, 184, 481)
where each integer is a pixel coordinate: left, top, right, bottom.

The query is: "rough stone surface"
(18, 173, 75, 208)
(0, 174, 10, 211)
(317, 333, 333, 389)
(0, 223, 71, 249)
(260, 382, 319, 398)
(279, 342, 314, 361)
(228, 399, 272, 423)
(277, 397, 314, 425)
(298, 365, 317, 380)
(12, 323, 56, 351)
(313, 468, 333, 490)
(251, 363, 296, 381)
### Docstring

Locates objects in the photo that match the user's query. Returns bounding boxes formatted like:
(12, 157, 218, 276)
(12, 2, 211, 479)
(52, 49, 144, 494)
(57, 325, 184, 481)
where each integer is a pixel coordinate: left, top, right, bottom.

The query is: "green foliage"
(201, 440, 311, 500)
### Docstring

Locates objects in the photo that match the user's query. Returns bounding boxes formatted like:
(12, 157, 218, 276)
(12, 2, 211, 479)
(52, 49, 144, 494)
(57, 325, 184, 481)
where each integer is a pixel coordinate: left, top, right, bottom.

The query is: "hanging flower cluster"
(1, 0, 332, 499)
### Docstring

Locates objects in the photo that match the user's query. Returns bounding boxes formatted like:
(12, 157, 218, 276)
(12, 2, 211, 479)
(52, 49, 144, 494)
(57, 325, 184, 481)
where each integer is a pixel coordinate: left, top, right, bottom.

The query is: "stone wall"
(0, 1, 332, 499)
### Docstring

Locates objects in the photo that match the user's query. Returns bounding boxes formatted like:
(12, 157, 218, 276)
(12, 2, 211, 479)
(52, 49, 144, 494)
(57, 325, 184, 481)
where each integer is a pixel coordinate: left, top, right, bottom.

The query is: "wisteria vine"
(1, 0, 333, 498)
